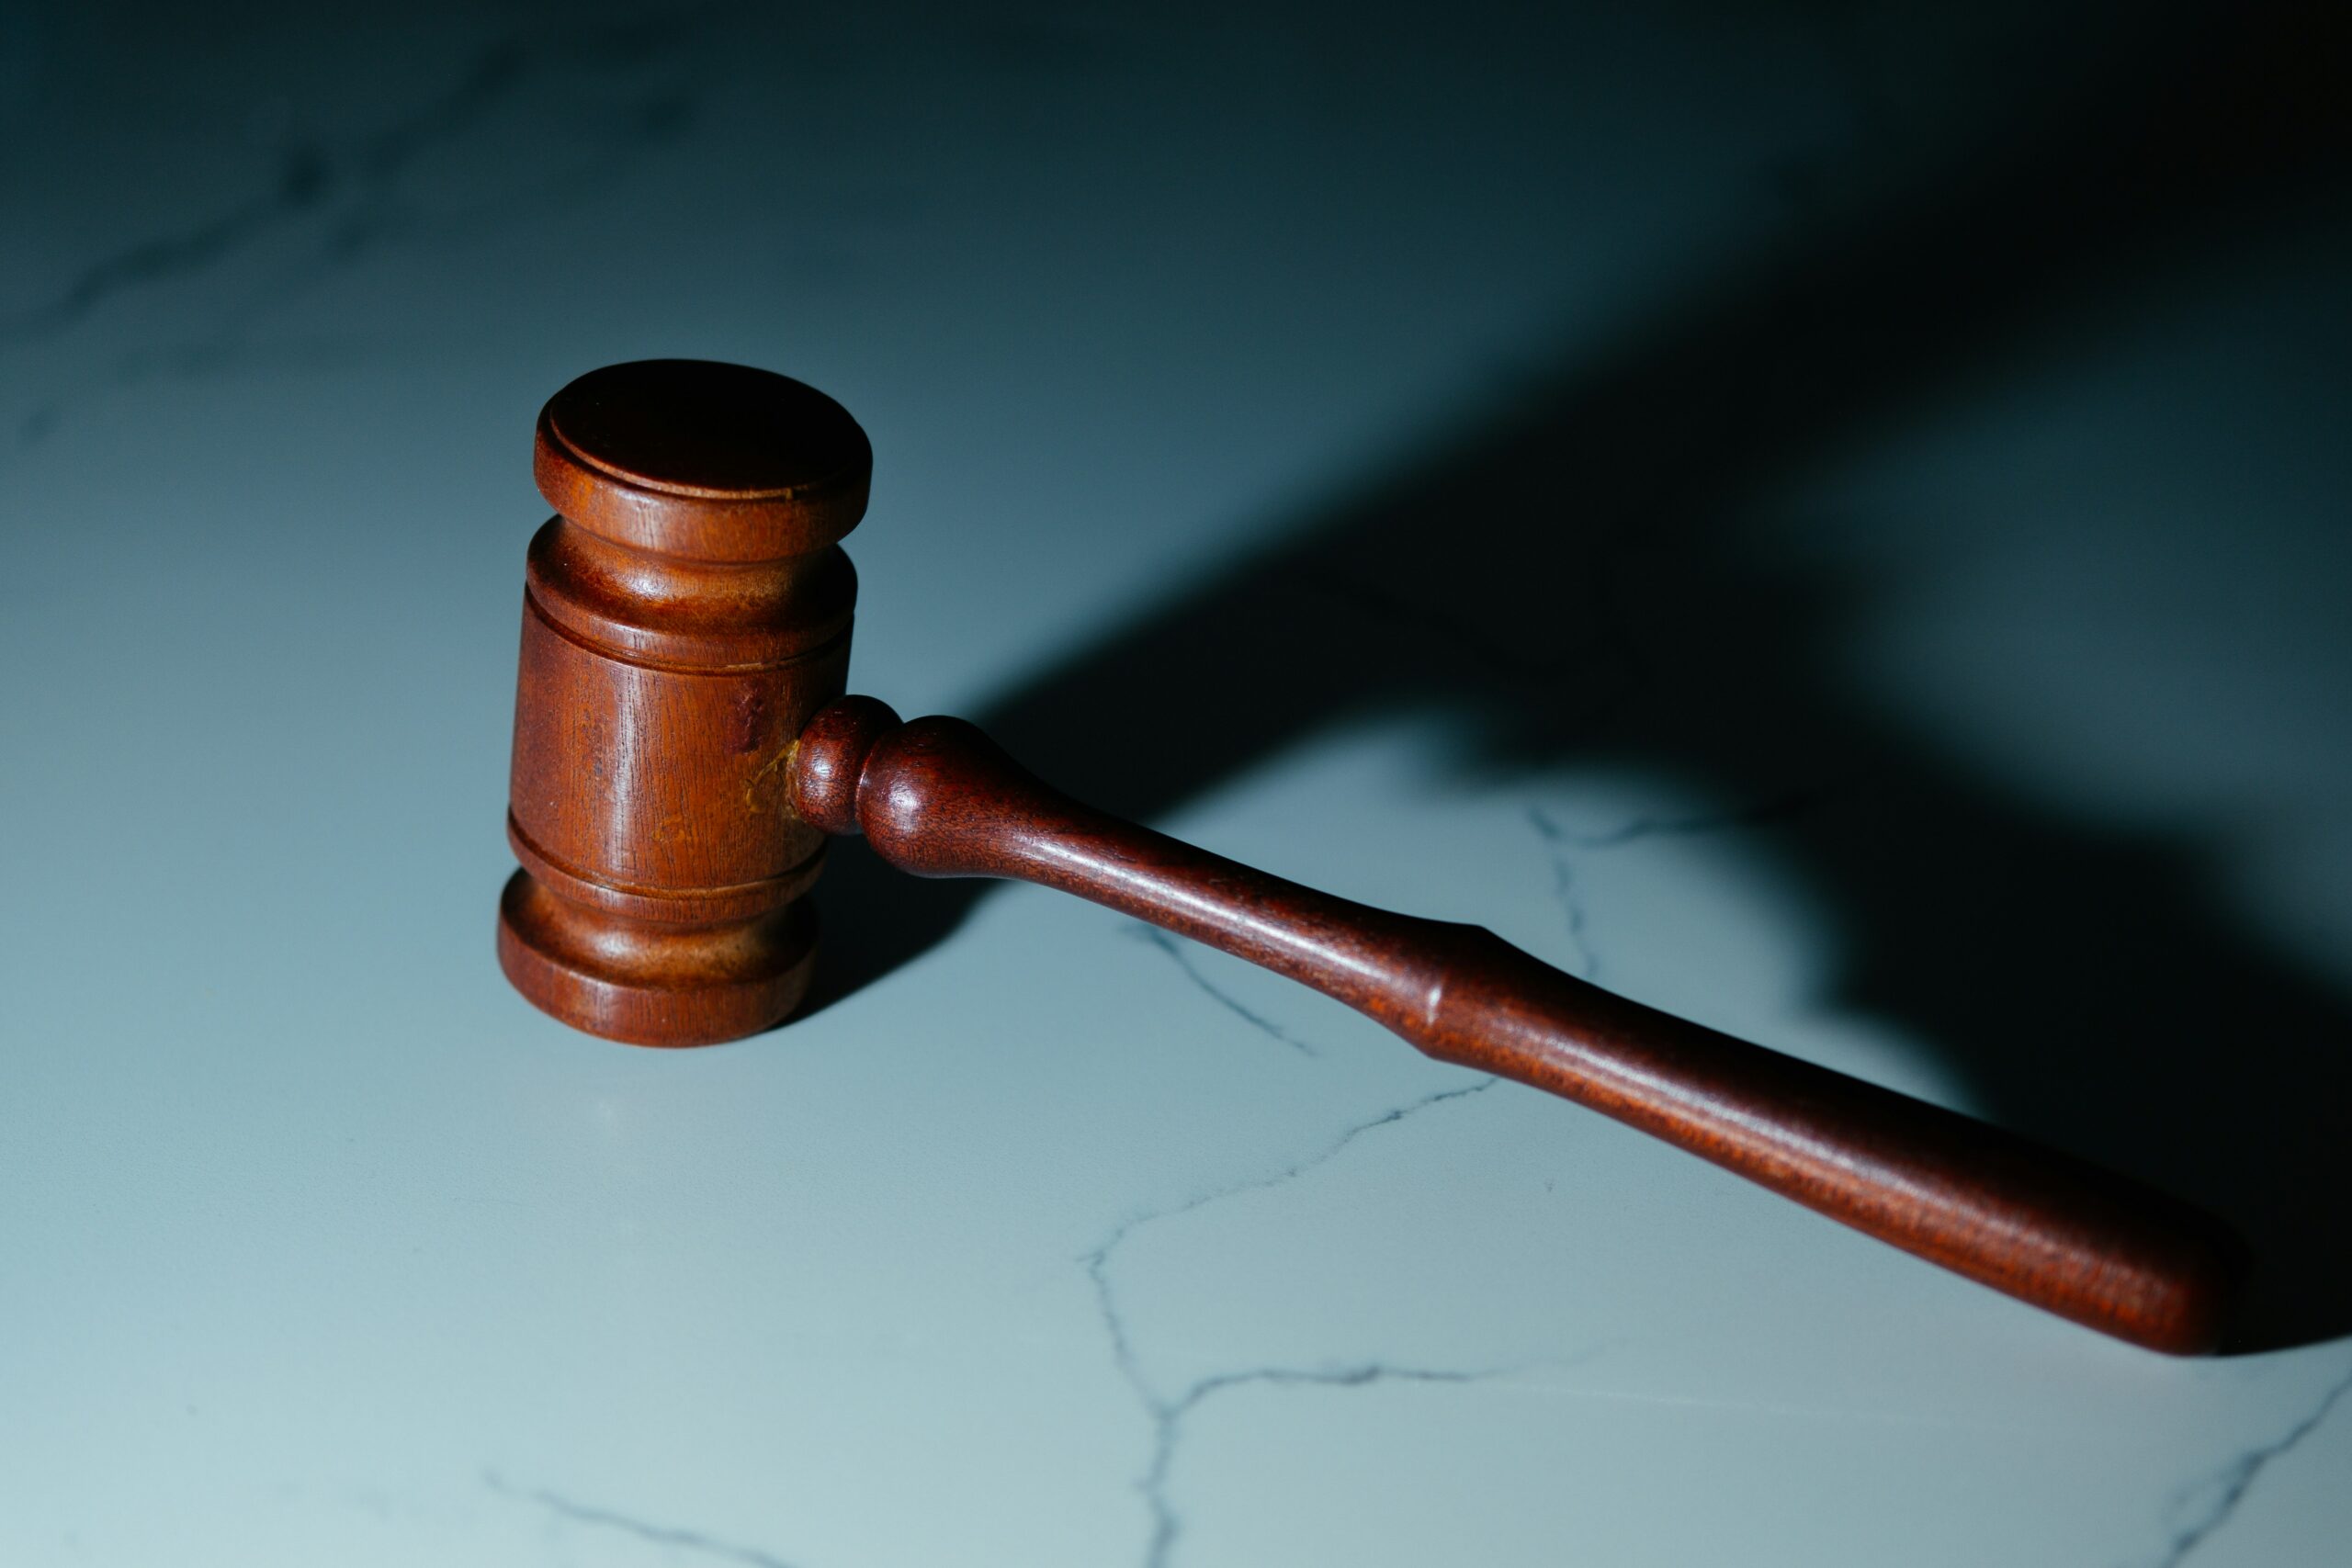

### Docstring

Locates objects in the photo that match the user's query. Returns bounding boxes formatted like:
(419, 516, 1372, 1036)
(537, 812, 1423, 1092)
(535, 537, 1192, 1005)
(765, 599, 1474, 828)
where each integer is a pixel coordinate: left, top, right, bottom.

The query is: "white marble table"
(6, 5, 2349, 1564)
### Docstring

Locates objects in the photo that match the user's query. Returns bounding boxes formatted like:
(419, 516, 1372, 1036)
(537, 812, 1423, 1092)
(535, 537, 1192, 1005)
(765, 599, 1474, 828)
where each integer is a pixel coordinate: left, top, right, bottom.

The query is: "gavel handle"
(791, 697, 2243, 1353)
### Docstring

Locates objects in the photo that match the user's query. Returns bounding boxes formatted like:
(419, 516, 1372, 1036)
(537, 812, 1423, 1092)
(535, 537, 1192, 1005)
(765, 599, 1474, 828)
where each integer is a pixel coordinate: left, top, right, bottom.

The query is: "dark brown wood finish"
(790, 697, 2245, 1354)
(500, 360, 2243, 1353)
(498, 362, 866, 1045)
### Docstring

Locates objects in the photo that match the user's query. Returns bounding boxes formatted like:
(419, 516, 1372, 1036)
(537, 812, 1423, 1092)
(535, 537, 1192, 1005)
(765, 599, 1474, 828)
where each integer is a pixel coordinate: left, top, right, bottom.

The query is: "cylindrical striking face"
(496, 361, 869, 1046)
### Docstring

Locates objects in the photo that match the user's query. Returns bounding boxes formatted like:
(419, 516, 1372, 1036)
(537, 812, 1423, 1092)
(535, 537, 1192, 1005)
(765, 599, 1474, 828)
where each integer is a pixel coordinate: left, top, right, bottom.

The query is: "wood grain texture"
(497, 362, 865, 1046)
(497, 360, 2240, 1351)
(791, 696, 2246, 1353)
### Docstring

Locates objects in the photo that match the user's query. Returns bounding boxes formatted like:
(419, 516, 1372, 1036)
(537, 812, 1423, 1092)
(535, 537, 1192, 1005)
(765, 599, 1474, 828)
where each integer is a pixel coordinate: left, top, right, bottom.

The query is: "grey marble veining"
(4, 2, 2349, 1564)
(1080, 1078, 1509, 1568)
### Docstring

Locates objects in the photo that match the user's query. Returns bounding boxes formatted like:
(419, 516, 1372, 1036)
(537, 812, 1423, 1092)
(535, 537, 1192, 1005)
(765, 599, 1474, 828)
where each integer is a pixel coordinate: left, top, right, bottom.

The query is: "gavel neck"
(799, 700, 1456, 999)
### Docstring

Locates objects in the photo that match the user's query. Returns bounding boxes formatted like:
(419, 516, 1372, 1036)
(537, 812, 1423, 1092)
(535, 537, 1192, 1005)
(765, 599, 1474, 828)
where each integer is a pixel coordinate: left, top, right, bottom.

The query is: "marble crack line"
(1, 4, 712, 350)
(1524, 788, 1828, 980)
(1132, 926, 1320, 1056)
(0, 145, 332, 348)
(1078, 1077, 1498, 1564)
(1523, 806, 1599, 979)
(2139, 1355, 2352, 1568)
(484, 1472, 804, 1568)
(1137, 1359, 1518, 1568)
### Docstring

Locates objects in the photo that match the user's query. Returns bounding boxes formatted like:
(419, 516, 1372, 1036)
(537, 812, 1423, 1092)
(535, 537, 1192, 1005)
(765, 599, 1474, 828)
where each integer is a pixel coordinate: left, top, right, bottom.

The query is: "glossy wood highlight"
(497, 362, 865, 1045)
(498, 360, 2243, 1351)
(791, 697, 2245, 1353)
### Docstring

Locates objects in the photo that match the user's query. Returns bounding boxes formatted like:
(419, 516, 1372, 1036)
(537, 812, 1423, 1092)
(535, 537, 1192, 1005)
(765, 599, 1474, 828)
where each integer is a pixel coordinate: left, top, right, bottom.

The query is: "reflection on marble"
(4, 2, 2349, 1564)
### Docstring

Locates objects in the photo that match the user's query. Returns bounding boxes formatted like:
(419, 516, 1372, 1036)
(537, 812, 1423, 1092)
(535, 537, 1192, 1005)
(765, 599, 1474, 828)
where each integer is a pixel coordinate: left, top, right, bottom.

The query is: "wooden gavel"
(498, 359, 2244, 1354)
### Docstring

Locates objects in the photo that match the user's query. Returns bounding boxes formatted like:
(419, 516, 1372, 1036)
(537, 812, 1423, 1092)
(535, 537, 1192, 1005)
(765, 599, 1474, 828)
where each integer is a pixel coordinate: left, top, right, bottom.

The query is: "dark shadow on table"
(801, 3, 2352, 1352)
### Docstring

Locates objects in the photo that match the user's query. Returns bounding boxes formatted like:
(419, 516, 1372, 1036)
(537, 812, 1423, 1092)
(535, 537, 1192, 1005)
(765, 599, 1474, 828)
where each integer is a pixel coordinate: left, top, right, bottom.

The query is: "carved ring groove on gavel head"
(497, 359, 867, 1047)
(501, 360, 2246, 1356)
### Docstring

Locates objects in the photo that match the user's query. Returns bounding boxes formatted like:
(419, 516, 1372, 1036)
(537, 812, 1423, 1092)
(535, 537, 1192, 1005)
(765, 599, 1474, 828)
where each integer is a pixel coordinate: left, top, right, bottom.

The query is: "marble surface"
(5, 4, 2350, 1564)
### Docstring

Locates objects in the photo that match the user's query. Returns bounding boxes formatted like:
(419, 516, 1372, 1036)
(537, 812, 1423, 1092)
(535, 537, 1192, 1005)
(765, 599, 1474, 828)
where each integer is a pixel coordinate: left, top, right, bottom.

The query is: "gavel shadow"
(802, 5, 2352, 1353)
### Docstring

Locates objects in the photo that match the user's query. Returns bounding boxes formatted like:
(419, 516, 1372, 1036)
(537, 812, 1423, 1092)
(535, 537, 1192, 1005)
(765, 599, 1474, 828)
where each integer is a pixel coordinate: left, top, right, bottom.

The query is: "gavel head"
(496, 360, 868, 1046)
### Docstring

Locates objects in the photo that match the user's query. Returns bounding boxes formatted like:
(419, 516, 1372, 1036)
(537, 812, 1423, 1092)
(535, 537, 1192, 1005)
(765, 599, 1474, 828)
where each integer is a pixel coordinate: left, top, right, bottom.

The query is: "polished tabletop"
(5, 4, 2350, 1565)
